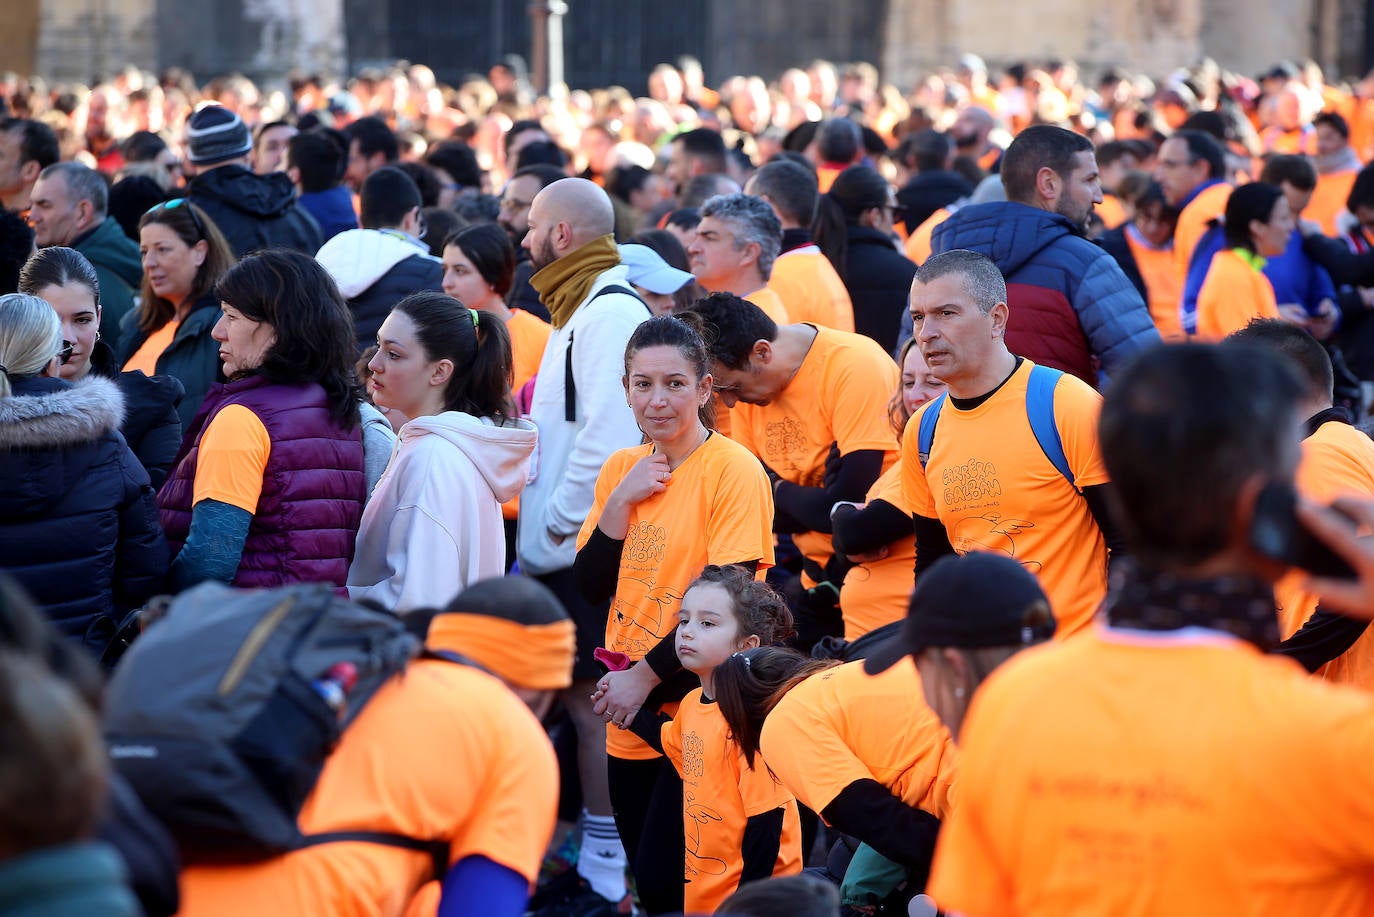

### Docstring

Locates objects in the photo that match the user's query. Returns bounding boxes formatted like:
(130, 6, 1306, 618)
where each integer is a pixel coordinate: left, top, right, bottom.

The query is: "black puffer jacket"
(89, 341, 184, 489)
(843, 225, 918, 355)
(187, 165, 323, 258)
(0, 375, 168, 649)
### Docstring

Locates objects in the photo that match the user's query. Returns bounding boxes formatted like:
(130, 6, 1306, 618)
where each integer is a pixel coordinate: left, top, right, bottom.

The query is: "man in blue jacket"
(931, 125, 1159, 389)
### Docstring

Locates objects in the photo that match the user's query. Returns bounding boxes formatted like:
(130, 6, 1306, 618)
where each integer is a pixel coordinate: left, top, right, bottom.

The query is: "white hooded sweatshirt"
(347, 411, 536, 612)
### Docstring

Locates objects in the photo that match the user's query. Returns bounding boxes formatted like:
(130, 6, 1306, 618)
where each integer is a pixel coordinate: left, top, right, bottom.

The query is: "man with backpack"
(104, 582, 564, 916)
(902, 250, 1126, 638)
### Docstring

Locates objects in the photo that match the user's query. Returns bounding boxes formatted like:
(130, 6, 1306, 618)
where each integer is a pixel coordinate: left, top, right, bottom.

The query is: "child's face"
(675, 583, 759, 675)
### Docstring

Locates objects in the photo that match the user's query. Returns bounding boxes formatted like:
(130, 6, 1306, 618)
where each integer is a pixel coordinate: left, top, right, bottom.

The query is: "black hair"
(813, 164, 891, 274)
(18, 246, 99, 303)
(393, 290, 514, 419)
(605, 164, 654, 205)
(665, 207, 701, 233)
(747, 159, 818, 226)
(674, 128, 728, 175)
(453, 193, 501, 225)
(684, 291, 778, 370)
(1259, 153, 1316, 192)
(443, 575, 568, 626)
(215, 250, 362, 426)
(426, 140, 483, 190)
(1226, 317, 1334, 403)
(1168, 129, 1227, 180)
(345, 115, 398, 163)
(120, 130, 169, 164)
(624, 312, 710, 381)
(1222, 181, 1284, 251)
(1000, 124, 1094, 204)
(1313, 110, 1350, 140)
(816, 118, 861, 163)
(0, 209, 35, 295)
(515, 140, 568, 170)
(393, 160, 441, 208)
(718, 875, 841, 917)
(0, 118, 59, 172)
(1349, 162, 1374, 213)
(360, 166, 421, 229)
(287, 129, 344, 193)
(503, 119, 546, 158)
(714, 646, 836, 767)
(511, 163, 566, 190)
(910, 128, 952, 172)
(422, 208, 466, 258)
(444, 222, 516, 297)
(1100, 342, 1304, 569)
(1094, 140, 1137, 169)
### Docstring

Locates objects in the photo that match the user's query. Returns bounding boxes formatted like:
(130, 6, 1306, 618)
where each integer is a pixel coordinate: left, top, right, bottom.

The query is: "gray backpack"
(103, 582, 445, 867)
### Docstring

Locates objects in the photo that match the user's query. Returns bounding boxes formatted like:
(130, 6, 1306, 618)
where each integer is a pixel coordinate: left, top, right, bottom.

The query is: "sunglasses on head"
(145, 198, 205, 242)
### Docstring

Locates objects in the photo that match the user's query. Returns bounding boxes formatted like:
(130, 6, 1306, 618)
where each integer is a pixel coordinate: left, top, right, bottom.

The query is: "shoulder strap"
(297, 831, 450, 882)
(1024, 364, 1074, 488)
(564, 285, 653, 423)
(916, 393, 947, 468)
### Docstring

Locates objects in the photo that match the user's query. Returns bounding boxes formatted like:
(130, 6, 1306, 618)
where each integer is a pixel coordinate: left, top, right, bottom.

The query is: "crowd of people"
(2, 45, 1374, 916)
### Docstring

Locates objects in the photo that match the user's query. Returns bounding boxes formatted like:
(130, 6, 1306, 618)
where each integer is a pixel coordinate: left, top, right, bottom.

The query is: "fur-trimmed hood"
(0, 376, 127, 518)
(0, 376, 125, 449)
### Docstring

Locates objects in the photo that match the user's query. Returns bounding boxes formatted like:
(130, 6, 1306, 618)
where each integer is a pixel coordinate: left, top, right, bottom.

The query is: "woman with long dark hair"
(157, 250, 367, 590)
(348, 291, 536, 612)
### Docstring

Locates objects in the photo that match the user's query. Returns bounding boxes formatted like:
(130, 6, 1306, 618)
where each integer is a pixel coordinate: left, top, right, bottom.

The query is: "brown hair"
(135, 199, 235, 335)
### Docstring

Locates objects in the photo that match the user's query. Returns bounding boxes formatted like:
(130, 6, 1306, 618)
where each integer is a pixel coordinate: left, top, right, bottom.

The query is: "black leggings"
(607, 755, 684, 915)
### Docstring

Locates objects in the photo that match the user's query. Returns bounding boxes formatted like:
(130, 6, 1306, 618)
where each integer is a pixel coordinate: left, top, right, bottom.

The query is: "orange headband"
(427, 613, 575, 691)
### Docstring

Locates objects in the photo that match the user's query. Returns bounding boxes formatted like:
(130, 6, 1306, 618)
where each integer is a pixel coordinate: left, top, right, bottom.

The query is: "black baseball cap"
(864, 552, 1056, 676)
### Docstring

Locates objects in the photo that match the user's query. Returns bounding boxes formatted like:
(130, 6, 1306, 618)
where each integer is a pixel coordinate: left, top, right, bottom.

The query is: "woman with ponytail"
(812, 164, 917, 354)
(349, 291, 536, 612)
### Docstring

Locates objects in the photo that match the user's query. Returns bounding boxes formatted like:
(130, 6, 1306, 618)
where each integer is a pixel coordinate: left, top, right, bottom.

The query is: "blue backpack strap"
(916, 393, 947, 468)
(1025, 364, 1074, 488)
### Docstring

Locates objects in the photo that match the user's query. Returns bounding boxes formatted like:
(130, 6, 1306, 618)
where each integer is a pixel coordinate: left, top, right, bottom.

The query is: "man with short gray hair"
(28, 162, 141, 352)
(687, 192, 789, 322)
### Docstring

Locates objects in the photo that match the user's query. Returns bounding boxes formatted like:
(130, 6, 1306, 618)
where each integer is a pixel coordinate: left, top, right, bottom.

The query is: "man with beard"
(516, 177, 650, 915)
(931, 125, 1158, 389)
(501, 164, 565, 323)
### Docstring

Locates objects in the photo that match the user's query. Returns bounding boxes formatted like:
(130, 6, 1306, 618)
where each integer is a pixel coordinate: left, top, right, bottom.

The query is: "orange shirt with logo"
(179, 660, 558, 917)
(759, 660, 958, 819)
(728, 327, 899, 580)
(901, 360, 1110, 636)
(577, 432, 775, 759)
(929, 626, 1374, 917)
(1276, 419, 1374, 689)
(661, 689, 803, 912)
(768, 247, 855, 332)
(839, 460, 916, 639)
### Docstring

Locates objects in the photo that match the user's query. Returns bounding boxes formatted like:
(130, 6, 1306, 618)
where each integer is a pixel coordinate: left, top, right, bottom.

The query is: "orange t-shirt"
(178, 660, 559, 917)
(1308, 170, 1359, 238)
(728, 327, 900, 580)
(1125, 229, 1183, 341)
(1174, 183, 1231, 286)
(768, 247, 854, 332)
(506, 307, 551, 394)
(901, 360, 1110, 637)
(1195, 248, 1281, 342)
(577, 432, 775, 759)
(759, 660, 958, 819)
(1275, 419, 1374, 689)
(123, 319, 180, 376)
(839, 460, 916, 640)
(744, 286, 790, 325)
(1097, 193, 1128, 230)
(661, 689, 803, 911)
(905, 208, 952, 265)
(929, 625, 1374, 917)
(192, 404, 272, 513)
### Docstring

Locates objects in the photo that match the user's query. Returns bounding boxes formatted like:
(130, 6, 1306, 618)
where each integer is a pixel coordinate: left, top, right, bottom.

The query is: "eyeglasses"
(500, 196, 533, 213)
(145, 198, 205, 241)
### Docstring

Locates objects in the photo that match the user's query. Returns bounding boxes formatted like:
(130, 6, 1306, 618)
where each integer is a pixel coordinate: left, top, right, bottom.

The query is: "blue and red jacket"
(932, 201, 1160, 388)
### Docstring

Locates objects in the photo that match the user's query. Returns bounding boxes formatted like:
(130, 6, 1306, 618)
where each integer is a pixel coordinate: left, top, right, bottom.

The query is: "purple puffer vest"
(158, 374, 366, 588)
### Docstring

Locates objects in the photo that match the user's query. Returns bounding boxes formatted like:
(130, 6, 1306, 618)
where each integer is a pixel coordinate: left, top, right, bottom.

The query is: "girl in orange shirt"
(629, 565, 803, 913)
(1195, 182, 1294, 341)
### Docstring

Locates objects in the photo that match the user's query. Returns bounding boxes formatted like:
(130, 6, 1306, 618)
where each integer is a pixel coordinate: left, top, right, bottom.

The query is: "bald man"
(516, 177, 650, 911)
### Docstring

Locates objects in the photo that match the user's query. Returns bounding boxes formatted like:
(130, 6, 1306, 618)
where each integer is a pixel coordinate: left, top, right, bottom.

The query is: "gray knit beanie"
(186, 105, 253, 165)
